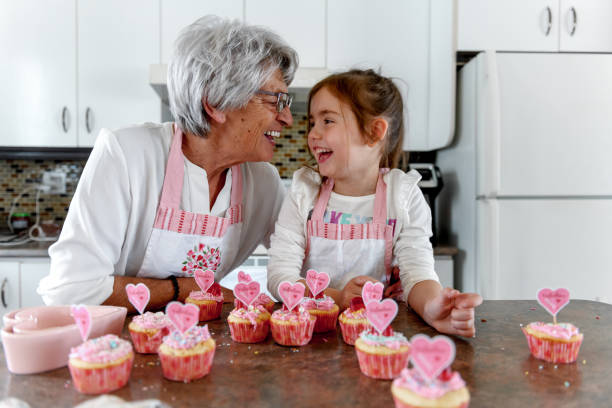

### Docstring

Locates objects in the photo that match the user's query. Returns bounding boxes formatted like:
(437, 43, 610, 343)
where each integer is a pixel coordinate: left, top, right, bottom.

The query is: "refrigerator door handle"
(544, 6, 552, 36)
(480, 51, 502, 196)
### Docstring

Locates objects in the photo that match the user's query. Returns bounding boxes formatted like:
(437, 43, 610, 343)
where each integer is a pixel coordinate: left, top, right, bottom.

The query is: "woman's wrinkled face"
(224, 69, 293, 162)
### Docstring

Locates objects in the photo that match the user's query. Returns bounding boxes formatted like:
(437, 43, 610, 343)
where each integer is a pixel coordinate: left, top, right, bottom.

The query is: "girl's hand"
(339, 275, 379, 310)
(422, 287, 483, 337)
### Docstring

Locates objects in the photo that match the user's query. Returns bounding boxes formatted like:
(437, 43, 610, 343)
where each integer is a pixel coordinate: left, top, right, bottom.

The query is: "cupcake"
(339, 297, 372, 345)
(301, 296, 339, 333)
(523, 287, 583, 363)
(270, 305, 316, 346)
(128, 311, 172, 354)
(391, 367, 470, 408)
(253, 292, 276, 313)
(186, 282, 224, 321)
(68, 334, 134, 394)
(228, 304, 271, 343)
(522, 322, 583, 363)
(355, 298, 410, 379)
(158, 325, 216, 382)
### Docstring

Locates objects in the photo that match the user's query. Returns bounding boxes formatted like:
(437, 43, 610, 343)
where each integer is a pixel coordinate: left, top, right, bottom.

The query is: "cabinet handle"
(1, 278, 7, 308)
(85, 107, 92, 134)
(569, 7, 577, 36)
(61, 106, 69, 133)
(544, 6, 552, 36)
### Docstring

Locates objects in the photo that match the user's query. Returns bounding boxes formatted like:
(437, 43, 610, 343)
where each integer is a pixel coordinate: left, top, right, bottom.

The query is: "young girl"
(267, 69, 481, 337)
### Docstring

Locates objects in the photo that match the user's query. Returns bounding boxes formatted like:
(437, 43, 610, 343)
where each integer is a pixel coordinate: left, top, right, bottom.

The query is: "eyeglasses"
(255, 90, 293, 113)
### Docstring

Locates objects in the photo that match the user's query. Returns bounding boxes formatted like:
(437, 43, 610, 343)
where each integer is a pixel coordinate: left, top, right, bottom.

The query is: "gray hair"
(167, 15, 299, 137)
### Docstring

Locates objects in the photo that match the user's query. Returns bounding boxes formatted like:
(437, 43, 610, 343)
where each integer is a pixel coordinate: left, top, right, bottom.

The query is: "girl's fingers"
(454, 327, 476, 337)
(451, 308, 474, 322)
(451, 320, 473, 330)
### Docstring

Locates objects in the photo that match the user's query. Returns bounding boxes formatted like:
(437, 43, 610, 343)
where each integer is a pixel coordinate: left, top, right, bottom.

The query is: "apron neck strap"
(159, 124, 243, 209)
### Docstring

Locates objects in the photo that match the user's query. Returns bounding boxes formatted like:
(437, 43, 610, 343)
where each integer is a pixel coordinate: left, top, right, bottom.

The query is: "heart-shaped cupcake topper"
(234, 281, 261, 307)
(70, 305, 91, 342)
(278, 281, 305, 311)
(410, 334, 456, 381)
(165, 302, 199, 333)
(237, 271, 253, 283)
(125, 283, 150, 314)
(537, 288, 570, 324)
(362, 281, 384, 305)
(365, 298, 398, 334)
(194, 269, 215, 293)
(305, 269, 330, 298)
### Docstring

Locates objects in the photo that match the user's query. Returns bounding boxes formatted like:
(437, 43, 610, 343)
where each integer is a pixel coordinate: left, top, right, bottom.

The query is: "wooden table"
(1, 300, 610, 407)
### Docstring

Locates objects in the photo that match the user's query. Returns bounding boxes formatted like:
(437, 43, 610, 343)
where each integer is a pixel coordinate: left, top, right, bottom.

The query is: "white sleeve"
(260, 165, 287, 249)
(266, 169, 317, 299)
(394, 173, 439, 301)
(38, 129, 131, 305)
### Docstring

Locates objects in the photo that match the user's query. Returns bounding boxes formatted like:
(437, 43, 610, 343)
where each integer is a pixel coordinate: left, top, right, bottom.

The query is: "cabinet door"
(458, 0, 559, 52)
(328, 0, 454, 151)
(19, 260, 50, 308)
(0, 0, 77, 147)
(245, 0, 325, 68)
(161, 0, 244, 63)
(0, 262, 20, 314)
(78, 0, 160, 147)
(560, 0, 612, 52)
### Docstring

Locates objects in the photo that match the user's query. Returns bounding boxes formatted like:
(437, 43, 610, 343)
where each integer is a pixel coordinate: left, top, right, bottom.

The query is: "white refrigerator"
(437, 52, 612, 303)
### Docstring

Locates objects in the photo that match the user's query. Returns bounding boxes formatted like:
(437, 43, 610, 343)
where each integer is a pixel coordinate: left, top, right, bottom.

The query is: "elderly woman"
(38, 16, 297, 310)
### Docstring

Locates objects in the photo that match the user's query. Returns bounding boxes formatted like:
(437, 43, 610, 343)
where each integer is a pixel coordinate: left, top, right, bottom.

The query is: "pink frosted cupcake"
(158, 325, 215, 382)
(228, 303, 271, 343)
(185, 282, 224, 321)
(355, 328, 411, 379)
(301, 296, 339, 333)
(253, 292, 275, 313)
(391, 367, 470, 408)
(522, 322, 583, 363)
(128, 311, 172, 354)
(270, 306, 316, 346)
(68, 334, 134, 394)
(339, 297, 372, 345)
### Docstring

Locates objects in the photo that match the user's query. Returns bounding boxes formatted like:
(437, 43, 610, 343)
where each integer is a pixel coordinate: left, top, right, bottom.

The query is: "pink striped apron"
(138, 126, 243, 279)
(303, 169, 395, 292)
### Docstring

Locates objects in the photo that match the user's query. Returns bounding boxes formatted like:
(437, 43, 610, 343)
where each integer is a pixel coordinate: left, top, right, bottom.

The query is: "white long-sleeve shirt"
(38, 122, 285, 305)
(267, 167, 439, 301)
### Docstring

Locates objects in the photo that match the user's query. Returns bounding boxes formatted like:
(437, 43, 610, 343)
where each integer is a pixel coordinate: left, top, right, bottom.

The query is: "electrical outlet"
(42, 171, 66, 194)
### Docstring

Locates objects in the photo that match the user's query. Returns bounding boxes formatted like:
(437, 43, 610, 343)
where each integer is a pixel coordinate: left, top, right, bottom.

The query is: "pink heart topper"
(365, 298, 398, 334)
(125, 283, 150, 314)
(305, 269, 330, 297)
(70, 305, 91, 342)
(194, 269, 215, 293)
(537, 288, 571, 317)
(278, 281, 305, 311)
(234, 281, 261, 306)
(165, 302, 199, 333)
(362, 281, 384, 305)
(237, 270, 252, 283)
(410, 334, 456, 381)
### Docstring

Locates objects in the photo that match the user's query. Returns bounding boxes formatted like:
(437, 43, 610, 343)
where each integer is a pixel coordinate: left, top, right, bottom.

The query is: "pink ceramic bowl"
(2, 305, 126, 374)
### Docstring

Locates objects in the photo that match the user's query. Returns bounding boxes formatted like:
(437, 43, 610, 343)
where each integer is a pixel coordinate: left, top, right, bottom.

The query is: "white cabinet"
(0, 0, 77, 147)
(434, 256, 454, 290)
(0, 262, 20, 314)
(161, 0, 244, 63)
(245, 0, 326, 68)
(559, 0, 612, 52)
(77, 0, 160, 147)
(327, 0, 455, 151)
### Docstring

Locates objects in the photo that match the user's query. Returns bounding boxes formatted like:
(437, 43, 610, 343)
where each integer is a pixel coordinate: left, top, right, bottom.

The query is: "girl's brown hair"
(307, 69, 404, 168)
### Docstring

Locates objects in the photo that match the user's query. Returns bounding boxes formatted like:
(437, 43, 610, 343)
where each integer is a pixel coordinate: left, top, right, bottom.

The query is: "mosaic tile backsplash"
(0, 113, 313, 229)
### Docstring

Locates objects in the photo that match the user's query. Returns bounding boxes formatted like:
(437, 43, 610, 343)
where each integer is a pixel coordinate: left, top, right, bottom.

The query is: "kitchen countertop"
(0, 300, 609, 407)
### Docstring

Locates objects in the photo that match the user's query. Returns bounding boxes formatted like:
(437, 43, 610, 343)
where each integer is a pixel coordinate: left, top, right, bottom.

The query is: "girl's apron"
(138, 125, 243, 279)
(303, 169, 398, 293)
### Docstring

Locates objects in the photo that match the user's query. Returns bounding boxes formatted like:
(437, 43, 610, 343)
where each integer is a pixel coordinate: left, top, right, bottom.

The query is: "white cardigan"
(267, 167, 439, 301)
(38, 122, 285, 305)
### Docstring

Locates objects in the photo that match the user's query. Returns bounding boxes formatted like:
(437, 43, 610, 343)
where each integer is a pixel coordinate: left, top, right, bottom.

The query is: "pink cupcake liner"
(355, 347, 410, 380)
(186, 299, 223, 321)
(522, 328, 583, 363)
(229, 320, 270, 343)
(69, 354, 134, 394)
(310, 309, 339, 333)
(392, 395, 469, 408)
(159, 347, 215, 382)
(129, 327, 170, 354)
(270, 318, 315, 346)
(339, 320, 371, 345)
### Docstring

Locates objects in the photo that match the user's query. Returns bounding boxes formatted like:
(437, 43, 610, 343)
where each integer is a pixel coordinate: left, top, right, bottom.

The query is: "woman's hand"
(338, 276, 379, 310)
(422, 287, 483, 337)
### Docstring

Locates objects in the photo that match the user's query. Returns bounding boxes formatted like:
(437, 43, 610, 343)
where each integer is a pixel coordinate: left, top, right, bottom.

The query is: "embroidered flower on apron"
(182, 244, 221, 276)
